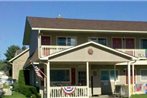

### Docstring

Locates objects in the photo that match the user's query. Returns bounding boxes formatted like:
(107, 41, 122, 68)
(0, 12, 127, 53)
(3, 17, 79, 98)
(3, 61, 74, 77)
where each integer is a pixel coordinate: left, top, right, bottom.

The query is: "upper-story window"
(112, 37, 135, 49)
(140, 39, 147, 49)
(57, 37, 77, 46)
(88, 37, 107, 45)
(41, 36, 51, 45)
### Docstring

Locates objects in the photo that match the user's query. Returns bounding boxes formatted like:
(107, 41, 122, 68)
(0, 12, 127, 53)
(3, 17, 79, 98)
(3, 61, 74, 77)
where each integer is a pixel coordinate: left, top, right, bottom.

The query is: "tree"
(0, 60, 6, 70)
(21, 45, 27, 50)
(18, 70, 26, 85)
(4, 45, 20, 61)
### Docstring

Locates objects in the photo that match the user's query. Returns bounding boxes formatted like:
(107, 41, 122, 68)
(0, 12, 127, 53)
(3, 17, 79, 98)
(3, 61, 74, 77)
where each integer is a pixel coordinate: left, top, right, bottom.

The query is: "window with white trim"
(88, 37, 107, 45)
(140, 39, 147, 49)
(50, 69, 70, 82)
(57, 37, 77, 46)
(140, 69, 147, 80)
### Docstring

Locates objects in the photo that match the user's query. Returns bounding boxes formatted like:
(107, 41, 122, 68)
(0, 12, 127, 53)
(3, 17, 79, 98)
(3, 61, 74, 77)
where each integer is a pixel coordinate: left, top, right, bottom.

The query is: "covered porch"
(41, 42, 136, 98)
(46, 62, 128, 98)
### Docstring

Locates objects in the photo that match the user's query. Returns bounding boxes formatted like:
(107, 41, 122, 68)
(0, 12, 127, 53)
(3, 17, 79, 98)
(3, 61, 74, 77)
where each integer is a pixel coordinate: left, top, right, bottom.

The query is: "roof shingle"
(27, 16, 147, 31)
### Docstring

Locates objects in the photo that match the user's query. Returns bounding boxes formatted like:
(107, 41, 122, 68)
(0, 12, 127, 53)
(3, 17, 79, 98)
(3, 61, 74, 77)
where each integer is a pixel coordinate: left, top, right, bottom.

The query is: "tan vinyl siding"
(41, 31, 147, 49)
(12, 51, 29, 80)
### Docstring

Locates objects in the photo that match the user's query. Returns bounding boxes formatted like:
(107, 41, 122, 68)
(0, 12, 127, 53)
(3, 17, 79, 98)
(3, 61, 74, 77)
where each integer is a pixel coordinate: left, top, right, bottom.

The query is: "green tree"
(4, 45, 20, 61)
(0, 60, 6, 70)
(18, 70, 26, 85)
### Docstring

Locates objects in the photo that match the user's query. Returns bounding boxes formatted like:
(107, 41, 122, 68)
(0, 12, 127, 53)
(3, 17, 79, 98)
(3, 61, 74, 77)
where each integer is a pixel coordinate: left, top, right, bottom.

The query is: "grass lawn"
(2, 92, 26, 98)
(131, 94, 147, 98)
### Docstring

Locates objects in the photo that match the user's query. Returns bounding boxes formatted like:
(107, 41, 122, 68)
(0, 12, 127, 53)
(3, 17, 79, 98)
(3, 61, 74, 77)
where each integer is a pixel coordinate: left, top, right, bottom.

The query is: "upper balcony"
(117, 49, 147, 58)
(41, 45, 72, 57)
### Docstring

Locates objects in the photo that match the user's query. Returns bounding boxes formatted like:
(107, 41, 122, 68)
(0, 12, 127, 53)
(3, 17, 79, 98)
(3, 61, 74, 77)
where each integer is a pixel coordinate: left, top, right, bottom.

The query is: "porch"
(40, 42, 136, 98)
(44, 61, 129, 98)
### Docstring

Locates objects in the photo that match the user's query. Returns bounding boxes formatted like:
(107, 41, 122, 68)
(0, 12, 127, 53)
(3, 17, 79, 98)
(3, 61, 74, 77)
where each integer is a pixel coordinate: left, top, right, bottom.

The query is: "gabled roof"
(28, 16, 147, 31)
(41, 41, 137, 61)
(9, 48, 29, 63)
(23, 16, 147, 45)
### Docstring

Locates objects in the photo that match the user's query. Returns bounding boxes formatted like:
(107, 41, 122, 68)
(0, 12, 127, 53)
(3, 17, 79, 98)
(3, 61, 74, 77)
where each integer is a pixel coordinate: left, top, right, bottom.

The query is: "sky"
(0, 1, 147, 60)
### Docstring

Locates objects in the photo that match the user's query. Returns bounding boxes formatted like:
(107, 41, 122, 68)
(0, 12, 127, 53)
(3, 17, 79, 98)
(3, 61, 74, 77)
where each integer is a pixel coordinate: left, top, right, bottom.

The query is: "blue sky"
(0, 1, 147, 59)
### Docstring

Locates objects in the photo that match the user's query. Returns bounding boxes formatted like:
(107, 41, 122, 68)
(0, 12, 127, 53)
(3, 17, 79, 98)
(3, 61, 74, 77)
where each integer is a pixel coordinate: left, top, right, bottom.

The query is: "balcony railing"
(41, 45, 72, 57)
(117, 49, 147, 58)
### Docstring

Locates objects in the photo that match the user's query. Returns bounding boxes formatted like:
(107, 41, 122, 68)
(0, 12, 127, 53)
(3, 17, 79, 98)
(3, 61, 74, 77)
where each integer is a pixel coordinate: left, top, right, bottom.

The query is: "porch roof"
(41, 41, 137, 62)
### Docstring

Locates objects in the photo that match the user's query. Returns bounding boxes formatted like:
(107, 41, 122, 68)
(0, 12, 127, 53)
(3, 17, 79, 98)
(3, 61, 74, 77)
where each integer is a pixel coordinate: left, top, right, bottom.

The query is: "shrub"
(13, 84, 40, 98)
(31, 94, 36, 98)
(15, 70, 40, 98)
(18, 70, 25, 85)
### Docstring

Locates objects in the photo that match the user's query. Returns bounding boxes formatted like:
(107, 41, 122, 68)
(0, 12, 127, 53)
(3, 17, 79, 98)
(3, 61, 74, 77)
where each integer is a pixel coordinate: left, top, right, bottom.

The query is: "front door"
(100, 70, 112, 95)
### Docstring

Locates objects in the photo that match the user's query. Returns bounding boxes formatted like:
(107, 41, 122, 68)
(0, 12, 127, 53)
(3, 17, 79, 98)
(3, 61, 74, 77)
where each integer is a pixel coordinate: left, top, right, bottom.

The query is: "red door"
(41, 36, 51, 56)
(112, 38, 122, 49)
(71, 68, 76, 85)
(41, 36, 51, 45)
(125, 38, 135, 49)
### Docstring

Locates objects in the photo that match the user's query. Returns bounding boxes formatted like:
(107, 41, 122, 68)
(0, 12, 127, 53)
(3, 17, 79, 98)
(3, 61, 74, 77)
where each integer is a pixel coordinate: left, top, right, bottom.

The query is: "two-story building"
(23, 16, 147, 98)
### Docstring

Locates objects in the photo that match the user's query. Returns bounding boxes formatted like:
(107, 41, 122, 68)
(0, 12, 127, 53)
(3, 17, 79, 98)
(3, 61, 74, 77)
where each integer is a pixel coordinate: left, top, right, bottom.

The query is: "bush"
(18, 70, 25, 85)
(13, 84, 40, 98)
(31, 94, 36, 98)
(15, 70, 40, 98)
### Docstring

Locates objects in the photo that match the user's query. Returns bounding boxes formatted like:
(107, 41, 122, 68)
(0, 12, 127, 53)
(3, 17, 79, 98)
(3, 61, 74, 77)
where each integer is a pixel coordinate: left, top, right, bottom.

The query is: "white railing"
(41, 45, 72, 57)
(50, 86, 88, 98)
(117, 49, 147, 58)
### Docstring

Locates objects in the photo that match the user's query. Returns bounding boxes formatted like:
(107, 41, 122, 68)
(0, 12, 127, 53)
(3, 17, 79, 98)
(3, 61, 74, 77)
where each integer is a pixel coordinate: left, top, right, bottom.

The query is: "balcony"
(117, 49, 147, 58)
(41, 45, 72, 57)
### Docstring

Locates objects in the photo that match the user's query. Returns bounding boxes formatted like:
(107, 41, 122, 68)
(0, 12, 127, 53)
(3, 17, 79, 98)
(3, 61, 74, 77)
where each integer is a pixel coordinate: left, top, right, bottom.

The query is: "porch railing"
(117, 49, 147, 58)
(50, 86, 88, 98)
(41, 45, 72, 57)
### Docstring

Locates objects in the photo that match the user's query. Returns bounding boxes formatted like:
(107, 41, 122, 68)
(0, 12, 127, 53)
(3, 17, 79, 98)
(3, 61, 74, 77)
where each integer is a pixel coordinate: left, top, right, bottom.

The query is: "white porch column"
(86, 62, 90, 97)
(128, 62, 131, 98)
(132, 64, 135, 94)
(47, 61, 50, 98)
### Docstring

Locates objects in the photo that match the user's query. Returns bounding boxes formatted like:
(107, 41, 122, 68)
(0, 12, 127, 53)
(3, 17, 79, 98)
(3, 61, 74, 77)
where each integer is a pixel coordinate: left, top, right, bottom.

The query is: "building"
(23, 16, 147, 98)
(9, 48, 29, 81)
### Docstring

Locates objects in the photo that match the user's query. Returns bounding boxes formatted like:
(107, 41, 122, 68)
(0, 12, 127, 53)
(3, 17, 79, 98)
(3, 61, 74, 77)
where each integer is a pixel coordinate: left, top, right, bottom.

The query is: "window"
(57, 37, 77, 46)
(140, 39, 147, 49)
(140, 69, 147, 81)
(41, 36, 50, 45)
(101, 69, 118, 81)
(89, 37, 107, 45)
(78, 71, 86, 85)
(50, 69, 70, 82)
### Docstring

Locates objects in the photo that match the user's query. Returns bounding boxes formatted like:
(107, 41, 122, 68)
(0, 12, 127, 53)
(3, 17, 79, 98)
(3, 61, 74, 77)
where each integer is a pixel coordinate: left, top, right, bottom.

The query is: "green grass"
(131, 94, 147, 98)
(2, 92, 26, 98)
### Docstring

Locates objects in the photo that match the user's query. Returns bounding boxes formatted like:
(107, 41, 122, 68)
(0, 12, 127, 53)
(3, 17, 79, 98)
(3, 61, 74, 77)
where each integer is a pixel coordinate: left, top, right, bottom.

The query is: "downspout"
(128, 59, 137, 98)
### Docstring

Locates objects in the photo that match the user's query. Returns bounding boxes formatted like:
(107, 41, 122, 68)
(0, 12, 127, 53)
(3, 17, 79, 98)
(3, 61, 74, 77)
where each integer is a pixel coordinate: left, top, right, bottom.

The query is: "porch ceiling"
(42, 42, 136, 62)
